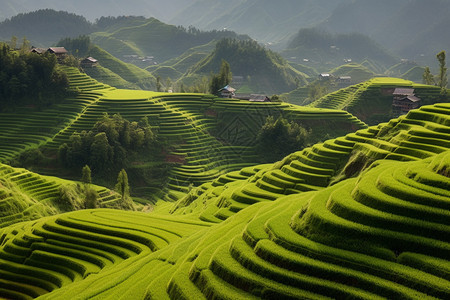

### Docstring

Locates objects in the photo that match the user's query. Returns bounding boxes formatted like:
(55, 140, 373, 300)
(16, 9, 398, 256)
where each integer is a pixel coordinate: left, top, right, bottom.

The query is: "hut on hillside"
(47, 47, 68, 61)
(249, 94, 270, 102)
(392, 88, 421, 115)
(30, 47, 47, 54)
(81, 57, 98, 68)
(218, 85, 236, 98)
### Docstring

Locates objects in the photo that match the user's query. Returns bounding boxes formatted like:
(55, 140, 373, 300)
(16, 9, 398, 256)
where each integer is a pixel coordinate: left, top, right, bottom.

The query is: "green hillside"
(0, 101, 449, 298)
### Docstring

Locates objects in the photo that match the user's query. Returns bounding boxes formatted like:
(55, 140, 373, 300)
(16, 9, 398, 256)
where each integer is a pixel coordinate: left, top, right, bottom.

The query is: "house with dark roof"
(392, 88, 421, 115)
(30, 47, 47, 54)
(47, 47, 68, 61)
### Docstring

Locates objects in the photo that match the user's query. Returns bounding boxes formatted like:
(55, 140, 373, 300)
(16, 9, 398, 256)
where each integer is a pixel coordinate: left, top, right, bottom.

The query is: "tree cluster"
(58, 113, 156, 175)
(256, 116, 310, 162)
(423, 50, 448, 96)
(58, 35, 91, 58)
(0, 43, 69, 110)
(209, 60, 232, 96)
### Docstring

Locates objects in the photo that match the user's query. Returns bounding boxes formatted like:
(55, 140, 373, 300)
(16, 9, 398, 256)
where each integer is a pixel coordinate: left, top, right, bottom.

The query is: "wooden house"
(47, 47, 68, 61)
(249, 94, 270, 102)
(319, 73, 332, 80)
(30, 47, 46, 54)
(392, 88, 421, 115)
(81, 57, 98, 68)
(218, 85, 236, 98)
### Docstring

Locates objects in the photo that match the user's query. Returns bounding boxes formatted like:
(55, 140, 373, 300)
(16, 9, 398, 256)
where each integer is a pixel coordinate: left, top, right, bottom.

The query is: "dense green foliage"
(58, 113, 156, 175)
(0, 43, 69, 110)
(256, 116, 310, 162)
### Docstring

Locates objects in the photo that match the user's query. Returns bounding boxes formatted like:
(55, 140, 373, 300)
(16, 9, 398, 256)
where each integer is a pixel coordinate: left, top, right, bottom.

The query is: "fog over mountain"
(0, 0, 195, 22)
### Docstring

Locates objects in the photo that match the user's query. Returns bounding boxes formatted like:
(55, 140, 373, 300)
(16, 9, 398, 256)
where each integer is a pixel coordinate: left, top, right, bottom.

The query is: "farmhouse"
(30, 47, 46, 54)
(218, 85, 236, 98)
(249, 94, 270, 102)
(81, 57, 98, 68)
(47, 47, 68, 60)
(319, 73, 332, 80)
(392, 88, 421, 115)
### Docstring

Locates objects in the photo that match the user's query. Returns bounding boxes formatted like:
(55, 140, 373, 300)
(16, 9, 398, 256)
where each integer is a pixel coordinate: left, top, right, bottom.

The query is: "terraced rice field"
(0, 209, 211, 299)
(0, 67, 365, 199)
(171, 102, 450, 223)
(1, 68, 448, 299)
(0, 163, 123, 228)
(1, 150, 447, 299)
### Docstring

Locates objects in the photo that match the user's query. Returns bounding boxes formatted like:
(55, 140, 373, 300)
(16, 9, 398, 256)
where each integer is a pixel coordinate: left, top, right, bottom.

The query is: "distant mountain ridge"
(171, 0, 348, 45)
(0, 0, 194, 22)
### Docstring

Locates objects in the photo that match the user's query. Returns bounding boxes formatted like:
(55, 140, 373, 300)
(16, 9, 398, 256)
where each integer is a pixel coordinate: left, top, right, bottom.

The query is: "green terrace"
(170, 102, 450, 222)
(0, 209, 211, 299)
(9, 150, 448, 299)
(0, 67, 367, 199)
(0, 163, 123, 228)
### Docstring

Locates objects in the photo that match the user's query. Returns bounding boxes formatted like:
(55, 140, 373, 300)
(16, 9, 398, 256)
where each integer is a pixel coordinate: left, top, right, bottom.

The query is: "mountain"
(282, 28, 397, 71)
(318, 0, 450, 64)
(0, 9, 93, 46)
(91, 17, 249, 64)
(183, 38, 308, 94)
(0, 0, 195, 22)
(171, 0, 348, 45)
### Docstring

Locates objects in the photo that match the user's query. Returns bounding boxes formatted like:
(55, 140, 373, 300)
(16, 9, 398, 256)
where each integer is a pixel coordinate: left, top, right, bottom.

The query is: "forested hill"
(0, 43, 69, 110)
(0, 9, 93, 46)
(187, 38, 307, 94)
(0, 0, 193, 22)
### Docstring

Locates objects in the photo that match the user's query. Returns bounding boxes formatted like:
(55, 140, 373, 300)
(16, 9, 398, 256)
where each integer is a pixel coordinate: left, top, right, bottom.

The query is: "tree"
(84, 188, 98, 209)
(437, 50, 448, 95)
(209, 59, 232, 96)
(81, 165, 92, 185)
(115, 169, 130, 201)
(422, 66, 435, 85)
(256, 116, 309, 162)
(156, 76, 162, 92)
